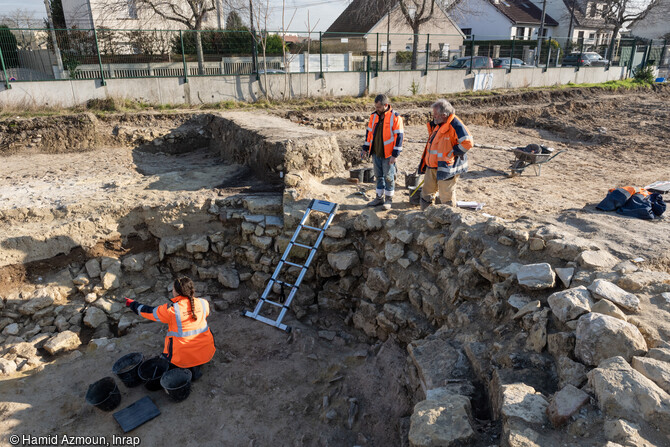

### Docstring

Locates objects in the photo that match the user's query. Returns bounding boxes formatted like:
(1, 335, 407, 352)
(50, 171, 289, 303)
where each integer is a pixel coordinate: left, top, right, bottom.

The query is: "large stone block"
(588, 356, 670, 428)
(516, 263, 555, 289)
(43, 330, 81, 355)
(408, 394, 474, 447)
(575, 313, 647, 366)
(547, 286, 593, 322)
(588, 279, 640, 313)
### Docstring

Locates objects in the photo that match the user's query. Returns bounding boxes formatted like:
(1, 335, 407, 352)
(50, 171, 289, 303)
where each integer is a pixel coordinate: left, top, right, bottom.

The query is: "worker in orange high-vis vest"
(361, 94, 404, 210)
(125, 276, 215, 380)
(418, 99, 474, 210)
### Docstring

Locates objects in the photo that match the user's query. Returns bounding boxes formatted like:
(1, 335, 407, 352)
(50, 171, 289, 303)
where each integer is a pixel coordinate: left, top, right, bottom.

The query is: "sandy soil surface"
(316, 90, 670, 265)
(0, 305, 411, 447)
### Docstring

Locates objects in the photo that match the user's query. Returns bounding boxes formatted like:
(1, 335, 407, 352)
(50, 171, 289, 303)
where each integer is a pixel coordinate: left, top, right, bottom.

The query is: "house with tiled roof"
(323, 0, 464, 56)
(452, 0, 559, 41)
(545, 0, 617, 47)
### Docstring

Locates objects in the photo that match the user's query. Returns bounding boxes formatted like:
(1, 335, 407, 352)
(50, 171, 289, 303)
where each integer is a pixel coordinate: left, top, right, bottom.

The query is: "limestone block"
(43, 330, 81, 355)
(547, 286, 593, 323)
(631, 356, 670, 394)
(516, 263, 555, 289)
(85, 258, 102, 278)
(546, 384, 590, 427)
(217, 268, 240, 289)
(591, 299, 627, 321)
(327, 251, 359, 271)
(577, 250, 619, 269)
(588, 279, 640, 312)
(353, 209, 382, 232)
(83, 307, 107, 329)
(408, 394, 475, 447)
(575, 313, 647, 366)
(555, 267, 574, 288)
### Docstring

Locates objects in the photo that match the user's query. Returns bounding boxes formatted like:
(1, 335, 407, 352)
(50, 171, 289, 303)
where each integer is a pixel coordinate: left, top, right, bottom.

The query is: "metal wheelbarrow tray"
(509, 148, 565, 176)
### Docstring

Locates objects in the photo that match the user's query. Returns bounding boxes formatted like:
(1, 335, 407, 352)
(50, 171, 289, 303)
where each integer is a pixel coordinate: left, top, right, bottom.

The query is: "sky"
(0, 0, 351, 31)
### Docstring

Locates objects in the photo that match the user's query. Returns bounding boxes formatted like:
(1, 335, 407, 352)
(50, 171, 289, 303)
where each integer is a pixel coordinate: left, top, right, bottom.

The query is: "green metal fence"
(0, 27, 667, 86)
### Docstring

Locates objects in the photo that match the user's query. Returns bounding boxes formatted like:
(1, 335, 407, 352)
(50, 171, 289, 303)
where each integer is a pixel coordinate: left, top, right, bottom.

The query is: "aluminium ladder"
(244, 199, 339, 332)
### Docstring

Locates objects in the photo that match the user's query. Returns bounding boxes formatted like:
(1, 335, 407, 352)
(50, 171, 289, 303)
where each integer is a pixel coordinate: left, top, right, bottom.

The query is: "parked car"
(444, 56, 493, 69)
(493, 58, 532, 68)
(561, 52, 609, 67)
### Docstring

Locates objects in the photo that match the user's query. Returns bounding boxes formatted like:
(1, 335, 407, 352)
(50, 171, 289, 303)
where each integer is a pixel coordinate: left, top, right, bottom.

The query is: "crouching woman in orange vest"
(125, 277, 215, 380)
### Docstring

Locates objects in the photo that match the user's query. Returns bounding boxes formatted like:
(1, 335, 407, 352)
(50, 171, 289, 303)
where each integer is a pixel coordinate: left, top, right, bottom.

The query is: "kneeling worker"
(126, 276, 215, 380)
(418, 99, 474, 210)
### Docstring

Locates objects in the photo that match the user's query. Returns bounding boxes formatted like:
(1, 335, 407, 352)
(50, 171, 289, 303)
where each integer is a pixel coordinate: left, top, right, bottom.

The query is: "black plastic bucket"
(112, 352, 144, 388)
(409, 186, 422, 206)
(160, 368, 192, 402)
(137, 357, 170, 391)
(363, 168, 375, 183)
(405, 173, 420, 188)
(85, 377, 121, 411)
(349, 168, 364, 183)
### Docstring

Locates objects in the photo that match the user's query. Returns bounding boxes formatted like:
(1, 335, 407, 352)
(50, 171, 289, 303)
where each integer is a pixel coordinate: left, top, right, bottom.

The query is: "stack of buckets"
(85, 353, 193, 412)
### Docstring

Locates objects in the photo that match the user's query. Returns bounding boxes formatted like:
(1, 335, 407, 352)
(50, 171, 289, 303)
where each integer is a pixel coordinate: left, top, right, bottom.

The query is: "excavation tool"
(244, 199, 339, 332)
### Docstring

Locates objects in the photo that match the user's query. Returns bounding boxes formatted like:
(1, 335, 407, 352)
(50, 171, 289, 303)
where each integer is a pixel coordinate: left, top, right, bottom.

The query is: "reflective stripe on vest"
(167, 299, 210, 338)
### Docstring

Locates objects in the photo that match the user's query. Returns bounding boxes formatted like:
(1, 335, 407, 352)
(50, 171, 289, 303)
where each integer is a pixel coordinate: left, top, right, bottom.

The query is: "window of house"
(577, 31, 584, 40)
(589, 3, 597, 17)
(516, 27, 525, 39)
(589, 32, 596, 40)
(128, 0, 138, 19)
(461, 28, 472, 37)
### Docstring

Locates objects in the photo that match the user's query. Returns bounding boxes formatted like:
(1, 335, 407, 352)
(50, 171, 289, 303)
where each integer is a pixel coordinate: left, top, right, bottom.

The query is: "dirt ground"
(1, 86, 669, 447)
(314, 88, 670, 265)
(0, 306, 412, 447)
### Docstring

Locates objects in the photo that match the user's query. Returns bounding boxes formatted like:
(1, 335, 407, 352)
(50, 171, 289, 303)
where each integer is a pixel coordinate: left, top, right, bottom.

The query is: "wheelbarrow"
(508, 147, 565, 177)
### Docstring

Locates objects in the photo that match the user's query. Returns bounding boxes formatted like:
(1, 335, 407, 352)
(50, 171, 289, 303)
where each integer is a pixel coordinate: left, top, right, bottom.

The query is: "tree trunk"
(411, 25, 419, 70)
(607, 25, 621, 65)
(195, 30, 205, 75)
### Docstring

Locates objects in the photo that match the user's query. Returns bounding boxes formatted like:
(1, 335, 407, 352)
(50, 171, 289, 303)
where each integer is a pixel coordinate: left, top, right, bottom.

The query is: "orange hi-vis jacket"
(363, 106, 404, 158)
(418, 114, 473, 180)
(137, 295, 215, 368)
(609, 186, 650, 197)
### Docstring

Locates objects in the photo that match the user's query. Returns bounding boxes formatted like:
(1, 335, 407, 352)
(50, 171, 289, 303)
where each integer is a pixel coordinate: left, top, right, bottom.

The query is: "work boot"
(367, 195, 384, 207)
(420, 197, 432, 211)
(382, 196, 392, 210)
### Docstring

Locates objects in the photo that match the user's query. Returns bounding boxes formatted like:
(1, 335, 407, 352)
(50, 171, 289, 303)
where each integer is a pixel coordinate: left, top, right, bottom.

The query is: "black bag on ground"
(650, 193, 666, 217)
(617, 193, 655, 220)
(596, 188, 632, 211)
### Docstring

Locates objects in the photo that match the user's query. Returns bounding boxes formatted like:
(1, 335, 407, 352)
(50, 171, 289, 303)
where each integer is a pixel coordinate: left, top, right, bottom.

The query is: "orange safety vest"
(363, 106, 404, 158)
(139, 295, 216, 368)
(608, 186, 649, 197)
(418, 114, 473, 180)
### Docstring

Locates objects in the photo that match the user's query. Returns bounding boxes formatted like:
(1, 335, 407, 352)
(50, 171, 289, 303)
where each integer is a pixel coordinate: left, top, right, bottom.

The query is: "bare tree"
(348, 0, 439, 70)
(0, 8, 44, 49)
(603, 0, 661, 59)
(101, 0, 217, 74)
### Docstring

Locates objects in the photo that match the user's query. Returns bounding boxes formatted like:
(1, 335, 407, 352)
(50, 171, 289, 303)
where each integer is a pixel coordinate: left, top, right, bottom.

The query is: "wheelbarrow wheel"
(509, 160, 526, 177)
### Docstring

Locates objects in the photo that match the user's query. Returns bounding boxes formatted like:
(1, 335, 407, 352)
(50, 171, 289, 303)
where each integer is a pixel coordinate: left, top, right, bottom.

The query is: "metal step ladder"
(244, 199, 339, 332)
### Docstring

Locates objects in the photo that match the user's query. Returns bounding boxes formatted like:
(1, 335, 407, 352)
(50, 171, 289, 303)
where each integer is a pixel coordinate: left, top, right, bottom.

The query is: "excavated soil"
(1, 86, 669, 446)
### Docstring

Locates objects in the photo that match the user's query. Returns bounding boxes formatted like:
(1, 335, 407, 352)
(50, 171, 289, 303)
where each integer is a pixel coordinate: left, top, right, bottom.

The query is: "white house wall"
(452, 0, 514, 39)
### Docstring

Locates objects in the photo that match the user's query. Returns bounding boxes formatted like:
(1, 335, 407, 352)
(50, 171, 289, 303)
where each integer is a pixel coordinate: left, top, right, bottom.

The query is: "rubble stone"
(218, 269, 240, 289)
(577, 250, 619, 269)
(83, 307, 107, 329)
(43, 330, 81, 355)
(588, 279, 640, 312)
(547, 286, 593, 322)
(588, 356, 670, 428)
(327, 251, 359, 271)
(353, 209, 382, 232)
(575, 313, 647, 365)
(591, 299, 627, 321)
(631, 356, 670, 394)
(408, 394, 474, 447)
(555, 267, 574, 288)
(85, 258, 102, 278)
(516, 263, 555, 289)
(546, 384, 590, 427)
(556, 356, 588, 388)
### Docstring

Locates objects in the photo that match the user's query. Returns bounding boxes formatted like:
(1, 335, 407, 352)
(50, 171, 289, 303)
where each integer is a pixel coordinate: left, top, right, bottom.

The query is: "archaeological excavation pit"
(1, 87, 670, 447)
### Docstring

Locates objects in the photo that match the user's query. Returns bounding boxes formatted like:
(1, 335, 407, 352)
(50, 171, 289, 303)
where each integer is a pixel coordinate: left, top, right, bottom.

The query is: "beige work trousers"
(421, 168, 459, 206)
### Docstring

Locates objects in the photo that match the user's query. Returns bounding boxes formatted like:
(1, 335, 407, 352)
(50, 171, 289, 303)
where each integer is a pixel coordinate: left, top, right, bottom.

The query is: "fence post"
(425, 33, 430, 74)
(660, 39, 668, 70)
(468, 34, 474, 75)
(544, 37, 551, 71)
(0, 44, 10, 90)
(627, 39, 636, 77)
(375, 33, 379, 77)
(641, 40, 651, 68)
(509, 37, 515, 74)
(577, 40, 584, 72)
(319, 31, 323, 78)
(180, 30, 188, 83)
(92, 27, 106, 86)
(366, 54, 370, 95)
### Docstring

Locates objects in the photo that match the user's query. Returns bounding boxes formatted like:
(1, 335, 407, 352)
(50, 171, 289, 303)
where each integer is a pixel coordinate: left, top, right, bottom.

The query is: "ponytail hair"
(174, 277, 197, 321)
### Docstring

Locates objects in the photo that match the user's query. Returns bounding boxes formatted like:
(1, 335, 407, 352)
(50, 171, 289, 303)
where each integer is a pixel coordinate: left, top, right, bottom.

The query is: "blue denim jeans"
(373, 154, 396, 196)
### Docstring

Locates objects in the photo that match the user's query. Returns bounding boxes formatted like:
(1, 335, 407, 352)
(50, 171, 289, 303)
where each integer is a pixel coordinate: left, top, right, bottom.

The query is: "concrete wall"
(0, 66, 627, 108)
